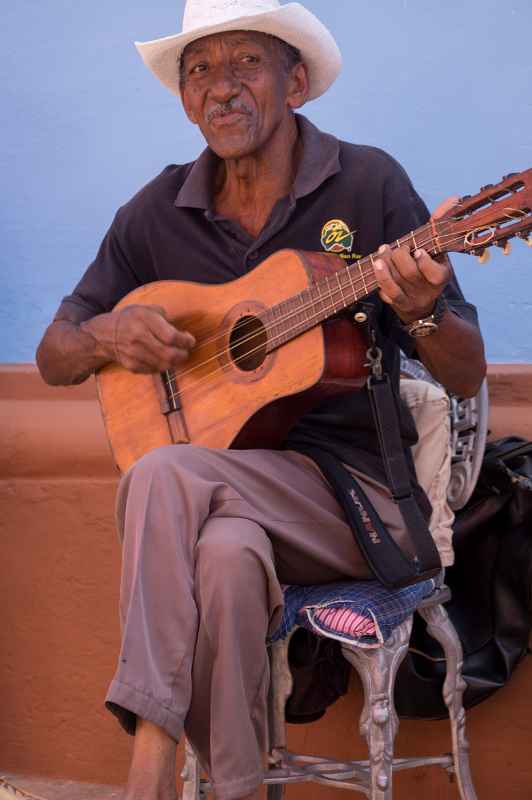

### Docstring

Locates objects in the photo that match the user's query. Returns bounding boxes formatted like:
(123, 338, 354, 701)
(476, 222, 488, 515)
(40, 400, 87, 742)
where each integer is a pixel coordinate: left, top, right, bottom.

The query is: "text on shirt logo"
(320, 220, 362, 261)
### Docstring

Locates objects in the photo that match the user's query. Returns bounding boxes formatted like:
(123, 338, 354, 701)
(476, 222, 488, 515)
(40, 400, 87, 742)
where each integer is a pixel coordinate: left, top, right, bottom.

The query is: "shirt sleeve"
(379, 157, 480, 356)
(54, 208, 143, 324)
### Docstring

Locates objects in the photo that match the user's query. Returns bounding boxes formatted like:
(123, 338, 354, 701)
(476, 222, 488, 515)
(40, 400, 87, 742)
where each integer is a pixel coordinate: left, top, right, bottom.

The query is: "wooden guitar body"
(96, 249, 368, 473)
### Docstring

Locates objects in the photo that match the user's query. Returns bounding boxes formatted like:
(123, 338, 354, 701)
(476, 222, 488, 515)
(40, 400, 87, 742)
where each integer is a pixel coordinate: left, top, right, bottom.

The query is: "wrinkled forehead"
(182, 29, 282, 61)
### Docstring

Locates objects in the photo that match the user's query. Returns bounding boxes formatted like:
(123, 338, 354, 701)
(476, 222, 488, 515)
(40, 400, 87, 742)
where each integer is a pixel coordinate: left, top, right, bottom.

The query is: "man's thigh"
(151, 444, 372, 584)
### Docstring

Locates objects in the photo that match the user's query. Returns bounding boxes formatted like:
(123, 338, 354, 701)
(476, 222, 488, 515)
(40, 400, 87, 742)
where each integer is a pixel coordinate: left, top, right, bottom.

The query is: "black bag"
(285, 628, 351, 724)
(394, 437, 532, 719)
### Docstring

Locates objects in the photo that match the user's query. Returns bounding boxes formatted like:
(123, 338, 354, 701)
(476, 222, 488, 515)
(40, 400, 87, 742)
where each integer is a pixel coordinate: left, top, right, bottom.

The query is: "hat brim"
(135, 3, 341, 102)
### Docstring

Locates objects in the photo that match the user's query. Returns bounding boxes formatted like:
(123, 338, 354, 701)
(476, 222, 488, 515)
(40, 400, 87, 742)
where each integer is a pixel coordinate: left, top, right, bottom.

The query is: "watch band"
(404, 295, 447, 338)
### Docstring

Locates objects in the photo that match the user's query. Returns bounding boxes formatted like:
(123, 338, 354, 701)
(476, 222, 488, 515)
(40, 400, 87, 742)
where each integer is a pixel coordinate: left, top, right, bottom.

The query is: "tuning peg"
(518, 232, 532, 247)
(496, 240, 512, 256)
(477, 249, 490, 264)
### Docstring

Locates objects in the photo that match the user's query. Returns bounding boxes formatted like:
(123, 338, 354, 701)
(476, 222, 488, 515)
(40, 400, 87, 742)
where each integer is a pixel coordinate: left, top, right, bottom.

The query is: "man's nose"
(208, 64, 241, 103)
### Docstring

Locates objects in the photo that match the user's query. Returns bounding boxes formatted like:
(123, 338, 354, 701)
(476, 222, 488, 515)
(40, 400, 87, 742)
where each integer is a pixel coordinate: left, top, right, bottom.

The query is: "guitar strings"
(169, 214, 515, 384)
(158, 225, 489, 406)
(167, 203, 528, 365)
(160, 223, 472, 379)
(163, 223, 448, 385)
(117, 218, 521, 410)
(149, 223, 500, 411)
(176, 221, 429, 355)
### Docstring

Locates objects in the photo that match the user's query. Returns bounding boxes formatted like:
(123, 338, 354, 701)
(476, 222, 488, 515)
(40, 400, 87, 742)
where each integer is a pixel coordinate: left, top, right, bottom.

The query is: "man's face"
(180, 31, 304, 159)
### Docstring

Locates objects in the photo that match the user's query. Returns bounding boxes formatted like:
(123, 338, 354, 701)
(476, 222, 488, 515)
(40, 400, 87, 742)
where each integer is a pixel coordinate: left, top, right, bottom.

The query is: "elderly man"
(36, 1, 486, 798)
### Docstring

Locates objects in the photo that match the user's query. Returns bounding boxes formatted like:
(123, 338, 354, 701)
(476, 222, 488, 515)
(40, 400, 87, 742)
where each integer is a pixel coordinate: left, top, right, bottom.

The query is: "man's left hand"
(374, 196, 459, 324)
(373, 244, 451, 324)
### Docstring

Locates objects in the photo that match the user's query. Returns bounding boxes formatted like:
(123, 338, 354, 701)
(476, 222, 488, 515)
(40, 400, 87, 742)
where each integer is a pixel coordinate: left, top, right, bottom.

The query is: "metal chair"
(263, 583, 477, 800)
(181, 580, 477, 800)
(180, 373, 487, 800)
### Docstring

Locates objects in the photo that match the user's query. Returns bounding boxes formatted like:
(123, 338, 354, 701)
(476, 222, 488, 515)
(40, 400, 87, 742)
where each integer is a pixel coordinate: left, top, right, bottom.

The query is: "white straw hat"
(135, 0, 342, 102)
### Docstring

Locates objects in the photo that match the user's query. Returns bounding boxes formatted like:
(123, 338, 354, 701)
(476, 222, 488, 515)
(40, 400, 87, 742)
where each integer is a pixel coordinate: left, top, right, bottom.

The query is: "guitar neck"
(264, 220, 441, 352)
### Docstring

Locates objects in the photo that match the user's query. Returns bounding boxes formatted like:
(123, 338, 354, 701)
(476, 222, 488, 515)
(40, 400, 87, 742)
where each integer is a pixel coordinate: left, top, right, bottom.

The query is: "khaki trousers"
(105, 380, 453, 800)
(106, 445, 371, 799)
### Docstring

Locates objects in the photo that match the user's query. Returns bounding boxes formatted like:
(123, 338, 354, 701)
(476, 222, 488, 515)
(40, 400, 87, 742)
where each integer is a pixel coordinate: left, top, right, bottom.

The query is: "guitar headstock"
(435, 168, 532, 260)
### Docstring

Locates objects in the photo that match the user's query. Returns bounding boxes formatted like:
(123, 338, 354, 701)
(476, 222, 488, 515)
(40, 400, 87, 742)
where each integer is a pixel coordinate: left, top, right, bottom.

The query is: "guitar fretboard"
(262, 220, 440, 352)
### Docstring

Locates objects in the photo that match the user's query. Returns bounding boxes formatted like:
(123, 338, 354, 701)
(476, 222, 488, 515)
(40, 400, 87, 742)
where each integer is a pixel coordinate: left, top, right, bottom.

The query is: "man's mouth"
(207, 103, 252, 126)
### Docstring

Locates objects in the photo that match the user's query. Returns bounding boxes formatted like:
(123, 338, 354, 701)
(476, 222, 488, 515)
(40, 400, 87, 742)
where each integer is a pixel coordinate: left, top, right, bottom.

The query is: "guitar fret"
(315, 281, 326, 315)
(326, 275, 335, 313)
(358, 262, 368, 296)
(299, 291, 311, 325)
(336, 272, 347, 307)
(428, 221, 440, 255)
(346, 265, 357, 303)
(291, 297, 302, 337)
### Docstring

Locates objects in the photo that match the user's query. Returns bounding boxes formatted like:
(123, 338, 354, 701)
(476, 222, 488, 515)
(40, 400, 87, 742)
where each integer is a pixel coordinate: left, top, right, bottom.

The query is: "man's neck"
(214, 114, 300, 239)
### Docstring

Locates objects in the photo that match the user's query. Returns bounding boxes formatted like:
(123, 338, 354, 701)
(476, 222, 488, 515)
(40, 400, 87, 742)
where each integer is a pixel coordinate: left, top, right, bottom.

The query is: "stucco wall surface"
(2, 0, 532, 364)
(1, 364, 532, 797)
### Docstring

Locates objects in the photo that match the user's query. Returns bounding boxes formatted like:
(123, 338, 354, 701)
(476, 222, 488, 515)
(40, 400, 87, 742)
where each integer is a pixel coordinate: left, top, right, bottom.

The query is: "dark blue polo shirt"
(56, 114, 479, 486)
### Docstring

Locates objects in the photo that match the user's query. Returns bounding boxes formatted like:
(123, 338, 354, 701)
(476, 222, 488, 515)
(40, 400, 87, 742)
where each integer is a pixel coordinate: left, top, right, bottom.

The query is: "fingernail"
(414, 249, 424, 259)
(378, 245, 388, 254)
(374, 259, 384, 272)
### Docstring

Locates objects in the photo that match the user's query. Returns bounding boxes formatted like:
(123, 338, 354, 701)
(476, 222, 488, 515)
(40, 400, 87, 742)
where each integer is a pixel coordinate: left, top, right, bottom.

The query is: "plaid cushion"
(270, 579, 435, 648)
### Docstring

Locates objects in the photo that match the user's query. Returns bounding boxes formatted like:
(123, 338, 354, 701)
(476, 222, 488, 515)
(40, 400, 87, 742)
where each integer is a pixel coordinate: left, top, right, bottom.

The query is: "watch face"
(410, 320, 439, 338)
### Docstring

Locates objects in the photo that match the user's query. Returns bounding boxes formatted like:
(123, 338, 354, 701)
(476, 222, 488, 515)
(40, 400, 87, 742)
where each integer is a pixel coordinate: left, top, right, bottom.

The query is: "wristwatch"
(403, 295, 447, 338)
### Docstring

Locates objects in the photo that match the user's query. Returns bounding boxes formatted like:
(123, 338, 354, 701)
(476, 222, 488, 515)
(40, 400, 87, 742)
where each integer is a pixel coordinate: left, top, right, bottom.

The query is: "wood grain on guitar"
(96, 169, 532, 473)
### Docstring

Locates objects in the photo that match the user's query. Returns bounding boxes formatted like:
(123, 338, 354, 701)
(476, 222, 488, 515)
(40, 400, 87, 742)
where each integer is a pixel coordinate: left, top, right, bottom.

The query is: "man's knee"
(196, 521, 273, 596)
(124, 444, 200, 481)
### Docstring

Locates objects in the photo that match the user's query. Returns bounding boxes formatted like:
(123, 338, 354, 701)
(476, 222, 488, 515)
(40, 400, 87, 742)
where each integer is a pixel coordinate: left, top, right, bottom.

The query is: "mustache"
(206, 102, 252, 124)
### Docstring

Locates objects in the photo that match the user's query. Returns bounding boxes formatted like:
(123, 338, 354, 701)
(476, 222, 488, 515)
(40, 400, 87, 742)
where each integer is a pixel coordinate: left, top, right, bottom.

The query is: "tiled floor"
(0, 774, 123, 800)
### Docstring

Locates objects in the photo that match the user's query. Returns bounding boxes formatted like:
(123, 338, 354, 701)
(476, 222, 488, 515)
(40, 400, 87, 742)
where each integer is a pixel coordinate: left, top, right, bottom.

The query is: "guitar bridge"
(153, 370, 190, 444)
(162, 369, 182, 413)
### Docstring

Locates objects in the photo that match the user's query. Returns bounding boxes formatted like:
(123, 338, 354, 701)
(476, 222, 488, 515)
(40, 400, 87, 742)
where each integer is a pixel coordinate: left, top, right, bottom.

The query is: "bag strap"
(366, 369, 442, 572)
(363, 333, 441, 575)
(485, 438, 532, 463)
(296, 444, 431, 588)
(297, 331, 441, 588)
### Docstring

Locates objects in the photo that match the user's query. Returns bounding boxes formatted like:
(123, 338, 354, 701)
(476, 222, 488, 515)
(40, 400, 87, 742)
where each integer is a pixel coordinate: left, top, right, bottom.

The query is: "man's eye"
(240, 55, 259, 64)
(190, 63, 208, 75)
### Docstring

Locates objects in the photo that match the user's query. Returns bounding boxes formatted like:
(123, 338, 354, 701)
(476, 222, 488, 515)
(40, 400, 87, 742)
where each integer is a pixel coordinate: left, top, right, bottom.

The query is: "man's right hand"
(87, 304, 196, 374)
(36, 305, 196, 387)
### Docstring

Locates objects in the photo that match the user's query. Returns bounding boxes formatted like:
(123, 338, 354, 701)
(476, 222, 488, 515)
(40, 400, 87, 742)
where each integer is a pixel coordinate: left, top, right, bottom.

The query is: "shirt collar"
(174, 114, 341, 211)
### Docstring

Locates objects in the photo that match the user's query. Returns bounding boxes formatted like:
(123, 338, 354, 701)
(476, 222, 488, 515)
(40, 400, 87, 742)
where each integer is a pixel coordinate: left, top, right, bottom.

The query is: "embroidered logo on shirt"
(320, 220, 362, 262)
(321, 219, 356, 253)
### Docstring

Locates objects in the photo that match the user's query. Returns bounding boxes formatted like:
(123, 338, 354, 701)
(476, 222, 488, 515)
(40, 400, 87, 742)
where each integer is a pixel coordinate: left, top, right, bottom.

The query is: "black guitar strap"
(297, 334, 441, 589)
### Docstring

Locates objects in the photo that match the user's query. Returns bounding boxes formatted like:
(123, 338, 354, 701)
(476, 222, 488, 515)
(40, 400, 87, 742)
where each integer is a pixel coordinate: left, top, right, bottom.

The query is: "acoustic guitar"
(96, 169, 532, 473)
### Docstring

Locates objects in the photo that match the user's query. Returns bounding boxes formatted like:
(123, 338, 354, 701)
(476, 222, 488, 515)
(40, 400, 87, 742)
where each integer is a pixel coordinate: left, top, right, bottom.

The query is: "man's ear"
(287, 62, 310, 110)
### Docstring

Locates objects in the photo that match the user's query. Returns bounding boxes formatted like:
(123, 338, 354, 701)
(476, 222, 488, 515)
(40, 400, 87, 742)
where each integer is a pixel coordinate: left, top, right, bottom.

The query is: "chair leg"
(265, 634, 296, 800)
(418, 603, 478, 800)
(342, 616, 413, 800)
(181, 738, 205, 800)
(268, 634, 295, 754)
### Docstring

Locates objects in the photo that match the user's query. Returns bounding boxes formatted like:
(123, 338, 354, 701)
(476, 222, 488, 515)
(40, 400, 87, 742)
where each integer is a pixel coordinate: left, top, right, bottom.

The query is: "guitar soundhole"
(229, 315, 268, 372)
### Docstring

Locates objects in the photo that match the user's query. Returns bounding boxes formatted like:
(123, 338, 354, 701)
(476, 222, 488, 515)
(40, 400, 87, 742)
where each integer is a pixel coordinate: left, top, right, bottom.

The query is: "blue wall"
(3, 0, 531, 362)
